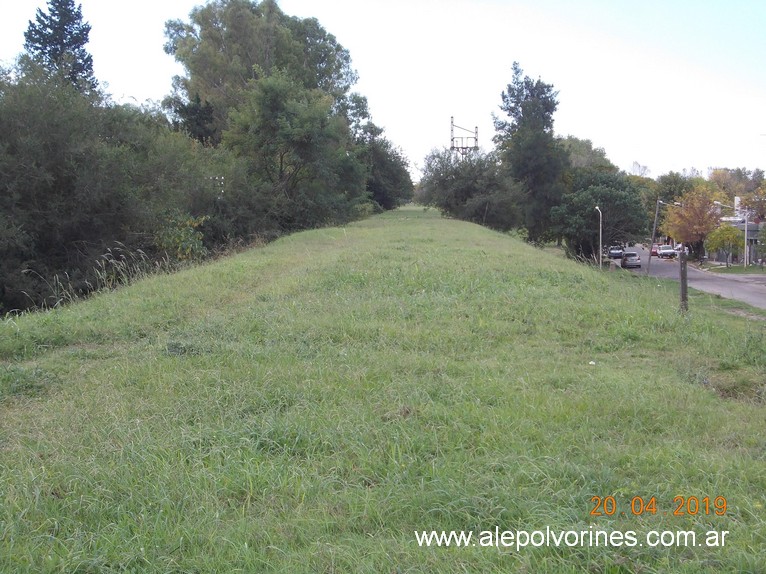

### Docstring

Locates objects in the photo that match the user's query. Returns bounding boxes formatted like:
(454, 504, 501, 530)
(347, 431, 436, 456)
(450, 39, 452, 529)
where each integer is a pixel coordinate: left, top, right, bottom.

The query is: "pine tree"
(494, 62, 568, 243)
(24, 0, 97, 92)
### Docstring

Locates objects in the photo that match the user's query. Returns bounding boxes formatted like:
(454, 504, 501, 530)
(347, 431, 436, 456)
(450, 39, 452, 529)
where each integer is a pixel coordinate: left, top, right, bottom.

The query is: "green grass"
(705, 263, 766, 274)
(1, 206, 765, 573)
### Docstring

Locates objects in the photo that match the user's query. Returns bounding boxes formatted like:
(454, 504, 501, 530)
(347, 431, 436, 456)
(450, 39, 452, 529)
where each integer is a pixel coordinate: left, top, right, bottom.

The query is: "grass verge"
(704, 264, 766, 275)
(1, 206, 765, 573)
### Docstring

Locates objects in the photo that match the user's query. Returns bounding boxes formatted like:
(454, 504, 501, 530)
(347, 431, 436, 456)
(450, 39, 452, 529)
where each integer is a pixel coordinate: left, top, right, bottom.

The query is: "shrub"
(155, 211, 210, 261)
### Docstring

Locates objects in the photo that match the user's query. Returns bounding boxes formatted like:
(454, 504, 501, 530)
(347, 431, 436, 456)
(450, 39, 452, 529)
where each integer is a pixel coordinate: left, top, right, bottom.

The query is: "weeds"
(13, 243, 178, 315)
(740, 328, 766, 368)
(93, 243, 175, 290)
(20, 269, 79, 310)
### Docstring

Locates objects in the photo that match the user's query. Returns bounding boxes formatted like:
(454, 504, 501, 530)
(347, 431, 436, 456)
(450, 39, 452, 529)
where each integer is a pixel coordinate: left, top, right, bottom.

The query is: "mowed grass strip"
(1, 206, 765, 573)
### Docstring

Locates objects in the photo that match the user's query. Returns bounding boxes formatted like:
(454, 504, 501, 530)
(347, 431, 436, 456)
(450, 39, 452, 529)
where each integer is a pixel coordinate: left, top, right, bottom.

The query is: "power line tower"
(450, 116, 478, 158)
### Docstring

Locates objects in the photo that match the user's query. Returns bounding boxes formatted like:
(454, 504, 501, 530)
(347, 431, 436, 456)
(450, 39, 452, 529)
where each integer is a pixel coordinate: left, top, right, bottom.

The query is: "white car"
(658, 245, 677, 259)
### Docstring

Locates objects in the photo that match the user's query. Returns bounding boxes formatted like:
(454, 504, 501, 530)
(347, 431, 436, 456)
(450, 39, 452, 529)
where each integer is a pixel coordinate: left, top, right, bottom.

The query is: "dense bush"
(0, 66, 409, 312)
(418, 149, 521, 231)
(1, 0, 415, 313)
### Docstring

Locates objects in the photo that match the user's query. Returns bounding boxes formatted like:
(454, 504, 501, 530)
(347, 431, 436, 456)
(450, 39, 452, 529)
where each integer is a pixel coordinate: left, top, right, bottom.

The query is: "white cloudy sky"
(2, 0, 765, 179)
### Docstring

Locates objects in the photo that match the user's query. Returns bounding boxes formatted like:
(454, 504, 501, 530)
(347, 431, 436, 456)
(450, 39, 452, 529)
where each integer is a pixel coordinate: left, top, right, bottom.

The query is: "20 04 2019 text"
(590, 496, 727, 517)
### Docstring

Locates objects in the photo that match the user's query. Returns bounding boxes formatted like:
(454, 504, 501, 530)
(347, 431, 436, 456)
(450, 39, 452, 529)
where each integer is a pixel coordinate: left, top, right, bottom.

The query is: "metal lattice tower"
(450, 116, 478, 158)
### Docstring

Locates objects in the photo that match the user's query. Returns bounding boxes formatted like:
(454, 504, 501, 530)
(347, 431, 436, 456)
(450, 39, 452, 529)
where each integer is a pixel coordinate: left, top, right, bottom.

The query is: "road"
(622, 245, 766, 310)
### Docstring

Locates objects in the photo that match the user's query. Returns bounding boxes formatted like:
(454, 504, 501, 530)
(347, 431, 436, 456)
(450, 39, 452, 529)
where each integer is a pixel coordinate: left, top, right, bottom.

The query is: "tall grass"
(14, 243, 177, 313)
(92, 244, 175, 290)
(1, 207, 764, 573)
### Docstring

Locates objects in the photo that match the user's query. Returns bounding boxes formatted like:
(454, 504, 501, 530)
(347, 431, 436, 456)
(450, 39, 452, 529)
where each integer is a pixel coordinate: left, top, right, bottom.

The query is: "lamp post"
(595, 206, 602, 269)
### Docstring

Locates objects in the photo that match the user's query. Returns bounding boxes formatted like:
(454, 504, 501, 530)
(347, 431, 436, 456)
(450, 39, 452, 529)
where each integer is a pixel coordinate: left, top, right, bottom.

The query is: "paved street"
(624, 245, 766, 310)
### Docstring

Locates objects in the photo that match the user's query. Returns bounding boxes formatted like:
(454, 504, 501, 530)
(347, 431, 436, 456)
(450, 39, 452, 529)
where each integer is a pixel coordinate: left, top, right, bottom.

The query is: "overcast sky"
(2, 0, 765, 179)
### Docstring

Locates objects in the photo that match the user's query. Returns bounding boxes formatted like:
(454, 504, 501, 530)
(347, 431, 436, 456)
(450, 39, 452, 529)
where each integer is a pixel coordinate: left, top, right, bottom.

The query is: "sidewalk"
(695, 262, 766, 286)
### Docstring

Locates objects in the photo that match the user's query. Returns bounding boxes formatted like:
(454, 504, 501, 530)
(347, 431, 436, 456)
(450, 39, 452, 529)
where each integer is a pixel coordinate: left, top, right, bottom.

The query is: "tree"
(223, 71, 368, 229)
(558, 136, 616, 172)
(551, 179, 647, 259)
(0, 60, 240, 311)
(493, 62, 568, 242)
(164, 0, 357, 143)
(741, 187, 766, 221)
(282, 13, 358, 101)
(0, 66, 133, 309)
(364, 136, 414, 210)
(660, 183, 726, 259)
(705, 224, 744, 267)
(164, 0, 273, 141)
(419, 149, 521, 231)
(709, 167, 764, 200)
(655, 171, 694, 204)
(23, 0, 97, 93)
(165, 93, 216, 144)
(494, 62, 558, 139)
(631, 161, 650, 177)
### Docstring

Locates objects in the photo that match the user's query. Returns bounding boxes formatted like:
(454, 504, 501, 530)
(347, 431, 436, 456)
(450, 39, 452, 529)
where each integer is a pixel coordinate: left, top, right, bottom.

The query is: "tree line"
(0, 0, 413, 313)
(418, 62, 765, 262)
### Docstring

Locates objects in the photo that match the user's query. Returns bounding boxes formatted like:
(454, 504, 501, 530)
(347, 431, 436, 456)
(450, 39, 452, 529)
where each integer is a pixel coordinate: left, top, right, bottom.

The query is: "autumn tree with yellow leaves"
(660, 182, 727, 259)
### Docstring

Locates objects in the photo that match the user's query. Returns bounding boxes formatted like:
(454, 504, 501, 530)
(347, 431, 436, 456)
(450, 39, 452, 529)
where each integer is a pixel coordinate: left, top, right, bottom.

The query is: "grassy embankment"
(1, 206, 765, 573)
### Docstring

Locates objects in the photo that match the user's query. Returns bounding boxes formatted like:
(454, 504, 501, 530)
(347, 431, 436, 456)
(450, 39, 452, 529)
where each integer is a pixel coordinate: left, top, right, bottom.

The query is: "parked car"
(608, 245, 624, 259)
(621, 251, 641, 268)
(650, 244, 660, 256)
(658, 245, 677, 259)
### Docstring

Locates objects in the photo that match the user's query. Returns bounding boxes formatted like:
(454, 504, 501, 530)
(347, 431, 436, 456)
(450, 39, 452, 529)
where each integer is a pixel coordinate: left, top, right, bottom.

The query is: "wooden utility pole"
(679, 250, 688, 313)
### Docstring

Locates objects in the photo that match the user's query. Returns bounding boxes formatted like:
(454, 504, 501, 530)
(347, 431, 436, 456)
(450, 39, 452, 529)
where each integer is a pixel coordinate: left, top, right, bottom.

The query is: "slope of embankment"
(1, 206, 764, 572)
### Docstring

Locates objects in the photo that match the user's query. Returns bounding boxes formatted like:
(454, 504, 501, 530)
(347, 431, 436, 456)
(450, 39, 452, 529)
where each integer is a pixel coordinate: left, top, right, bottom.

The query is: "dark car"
(608, 245, 624, 259)
(621, 251, 641, 268)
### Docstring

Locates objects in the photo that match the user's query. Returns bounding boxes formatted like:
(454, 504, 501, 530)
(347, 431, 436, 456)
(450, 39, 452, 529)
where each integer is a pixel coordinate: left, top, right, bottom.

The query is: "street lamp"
(595, 206, 602, 269)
